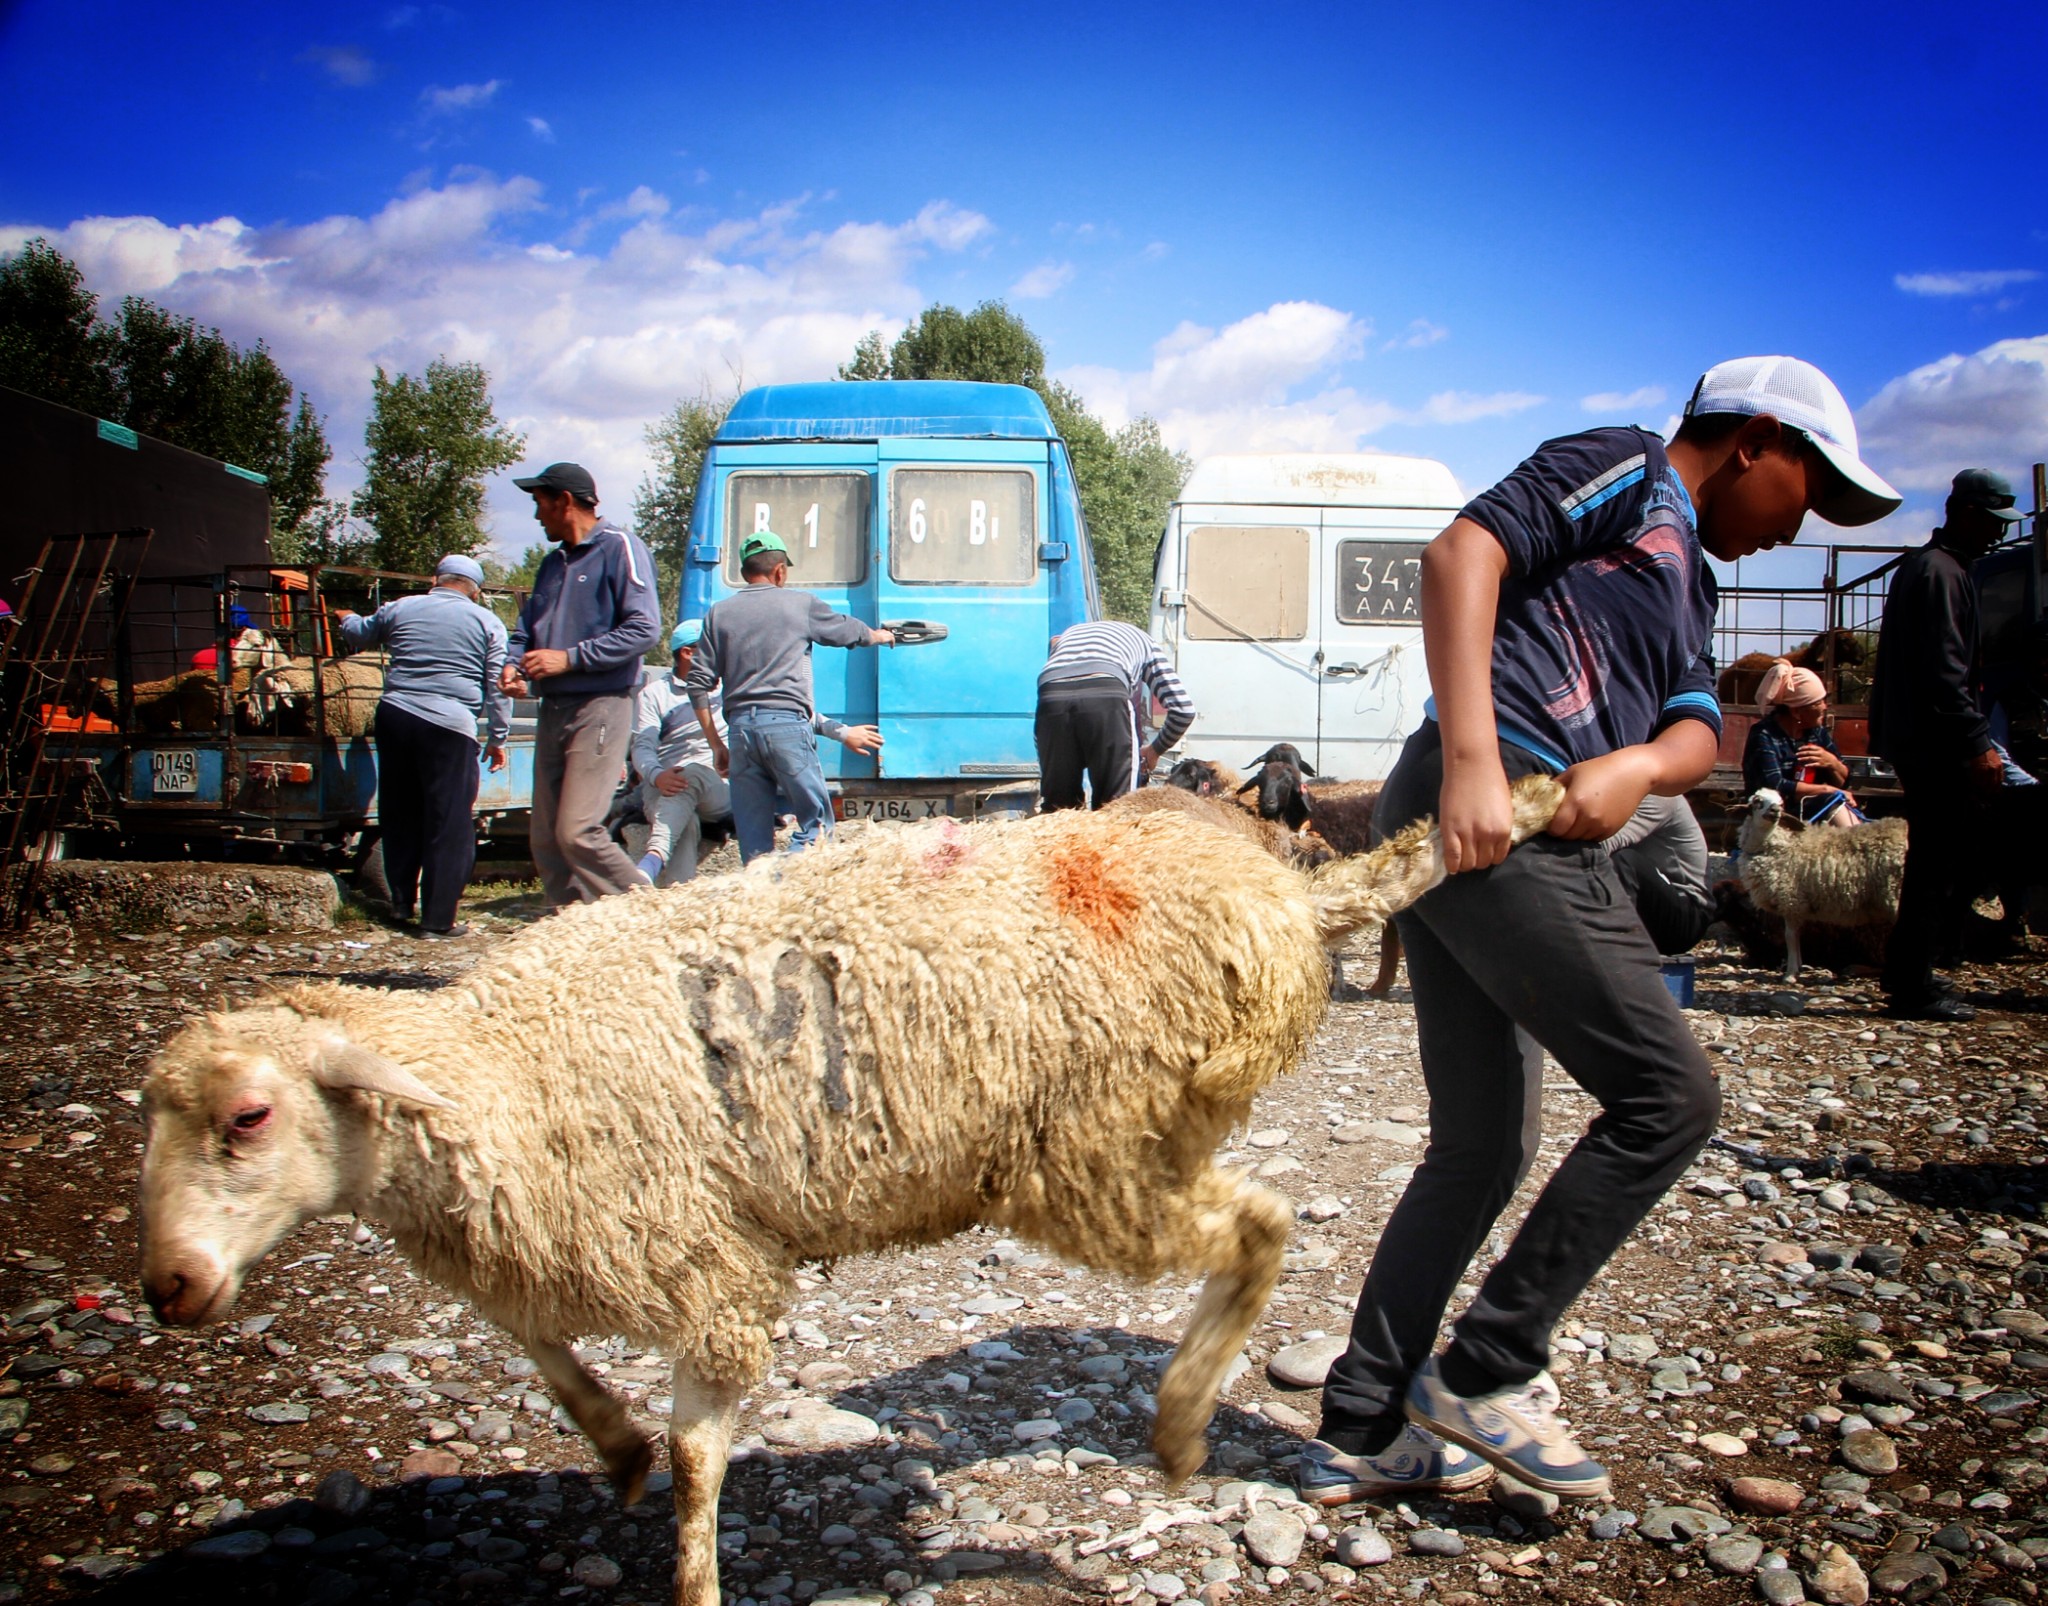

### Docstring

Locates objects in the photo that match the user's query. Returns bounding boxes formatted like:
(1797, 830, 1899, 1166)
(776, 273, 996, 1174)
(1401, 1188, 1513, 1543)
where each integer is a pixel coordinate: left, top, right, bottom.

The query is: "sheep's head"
(1737, 788, 1788, 856)
(139, 1006, 452, 1327)
(1242, 746, 1314, 831)
(1164, 758, 1240, 798)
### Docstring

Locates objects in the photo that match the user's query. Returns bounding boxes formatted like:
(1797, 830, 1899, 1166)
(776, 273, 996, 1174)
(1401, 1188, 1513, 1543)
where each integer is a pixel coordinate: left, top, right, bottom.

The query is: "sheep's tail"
(1307, 772, 1564, 947)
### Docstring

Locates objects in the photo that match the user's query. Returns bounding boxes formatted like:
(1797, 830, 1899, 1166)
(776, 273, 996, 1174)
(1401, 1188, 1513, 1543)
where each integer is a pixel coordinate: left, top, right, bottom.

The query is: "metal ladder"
(0, 529, 152, 926)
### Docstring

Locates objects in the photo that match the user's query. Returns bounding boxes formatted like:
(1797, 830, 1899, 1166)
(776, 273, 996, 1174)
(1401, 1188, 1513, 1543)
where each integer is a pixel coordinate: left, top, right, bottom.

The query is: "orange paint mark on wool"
(1046, 843, 1141, 942)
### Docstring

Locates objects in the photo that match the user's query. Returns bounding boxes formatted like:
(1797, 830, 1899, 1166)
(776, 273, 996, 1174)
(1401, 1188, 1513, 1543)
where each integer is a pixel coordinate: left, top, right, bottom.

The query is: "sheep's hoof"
(608, 1431, 656, 1508)
(1149, 1423, 1208, 1489)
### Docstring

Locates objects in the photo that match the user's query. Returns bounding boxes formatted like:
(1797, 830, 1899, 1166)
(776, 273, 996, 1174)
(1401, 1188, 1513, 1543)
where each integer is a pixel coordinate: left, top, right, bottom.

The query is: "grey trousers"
(531, 692, 648, 907)
(640, 764, 732, 885)
(1319, 724, 1720, 1448)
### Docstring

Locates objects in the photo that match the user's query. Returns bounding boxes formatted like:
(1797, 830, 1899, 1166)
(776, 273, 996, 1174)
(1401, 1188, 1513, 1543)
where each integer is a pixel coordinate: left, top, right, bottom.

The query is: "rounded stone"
(1242, 1510, 1307, 1568)
(1266, 1336, 1346, 1389)
(1408, 1528, 1465, 1557)
(1838, 1430, 1899, 1477)
(1729, 1477, 1804, 1517)
(1333, 1526, 1392, 1567)
(1699, 1432, 1749, 1458)
(762, 1406, 882, 1451)
(1869, 1552, 1947, 1597)
(570, 1553, 623, 1588)
(1806, 1542, 1870, 1606)
(1706, 1534, 1766, 1576)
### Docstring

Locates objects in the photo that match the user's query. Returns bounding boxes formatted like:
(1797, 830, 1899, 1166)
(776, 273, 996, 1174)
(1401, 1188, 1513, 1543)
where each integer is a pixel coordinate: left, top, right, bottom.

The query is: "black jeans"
(374, 702, 480, 931)
(1035, 676, 1138, 811)
(1319, 726, 1720, 1447)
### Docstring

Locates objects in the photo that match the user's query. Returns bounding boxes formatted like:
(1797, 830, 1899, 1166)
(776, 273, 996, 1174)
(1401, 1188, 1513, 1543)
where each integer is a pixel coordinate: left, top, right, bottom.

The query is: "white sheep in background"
(138, 776, 1561, 1605)
(1737, 787, 1908, 981)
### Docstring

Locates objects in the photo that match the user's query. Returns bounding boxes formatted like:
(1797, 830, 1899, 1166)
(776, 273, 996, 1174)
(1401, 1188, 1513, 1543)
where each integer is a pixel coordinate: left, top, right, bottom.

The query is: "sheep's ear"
(314, 1038, 455, 1109)
(1298, 757, 1317, 777)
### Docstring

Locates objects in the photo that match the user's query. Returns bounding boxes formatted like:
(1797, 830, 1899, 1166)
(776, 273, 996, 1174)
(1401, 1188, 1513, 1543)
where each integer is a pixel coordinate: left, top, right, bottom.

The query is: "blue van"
(679, 380, 1100, 818)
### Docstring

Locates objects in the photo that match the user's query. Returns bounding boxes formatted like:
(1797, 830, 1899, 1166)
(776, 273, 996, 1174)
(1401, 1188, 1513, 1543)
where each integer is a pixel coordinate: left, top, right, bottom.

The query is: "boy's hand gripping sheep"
(138, 774, 1560, 1605)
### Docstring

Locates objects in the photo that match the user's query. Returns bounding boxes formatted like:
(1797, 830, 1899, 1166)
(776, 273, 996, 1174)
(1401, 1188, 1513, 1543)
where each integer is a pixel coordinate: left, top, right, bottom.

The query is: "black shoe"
(390, 906, 417, 925)
(1884, 993, 1976, 1022)
(417, 922, 471, 941)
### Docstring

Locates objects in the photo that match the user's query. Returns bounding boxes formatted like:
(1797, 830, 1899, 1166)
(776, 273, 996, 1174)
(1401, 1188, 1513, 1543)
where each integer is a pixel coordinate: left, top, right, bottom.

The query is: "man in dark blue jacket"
(504, 462, 661, 906)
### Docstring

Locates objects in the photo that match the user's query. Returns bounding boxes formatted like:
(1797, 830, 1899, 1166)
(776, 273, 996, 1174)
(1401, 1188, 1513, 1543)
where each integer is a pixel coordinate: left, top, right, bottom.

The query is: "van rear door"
(872, 439, 1051, 782)
(1167, 502, 1320, 772)
(1315, 506, 1439, 779)
(712, 448, 879, 782)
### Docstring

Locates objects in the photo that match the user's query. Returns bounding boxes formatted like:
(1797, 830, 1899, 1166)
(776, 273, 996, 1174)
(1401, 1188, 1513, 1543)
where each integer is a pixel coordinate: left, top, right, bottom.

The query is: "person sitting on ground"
(1742, 660, 1862, 826)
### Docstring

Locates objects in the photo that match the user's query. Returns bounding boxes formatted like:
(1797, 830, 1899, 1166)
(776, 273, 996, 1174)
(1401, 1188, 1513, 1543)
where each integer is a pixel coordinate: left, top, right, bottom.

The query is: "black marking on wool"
(677, 958, 753, 1124)
(770, 949, 852, 1114)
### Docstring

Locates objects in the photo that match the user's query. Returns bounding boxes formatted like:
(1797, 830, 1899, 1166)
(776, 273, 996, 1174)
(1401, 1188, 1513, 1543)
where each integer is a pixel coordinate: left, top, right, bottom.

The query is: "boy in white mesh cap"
(1301, 358, 1899, 1505)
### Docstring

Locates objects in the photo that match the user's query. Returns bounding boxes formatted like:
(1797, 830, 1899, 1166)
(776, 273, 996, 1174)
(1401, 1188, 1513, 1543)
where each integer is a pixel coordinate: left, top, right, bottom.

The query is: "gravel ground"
(3, 885, 2048, 1606)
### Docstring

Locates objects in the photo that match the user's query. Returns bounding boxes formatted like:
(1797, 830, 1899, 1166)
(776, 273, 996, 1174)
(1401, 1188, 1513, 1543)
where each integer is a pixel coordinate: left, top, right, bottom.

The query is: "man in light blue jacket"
(339, 555, 511, 937)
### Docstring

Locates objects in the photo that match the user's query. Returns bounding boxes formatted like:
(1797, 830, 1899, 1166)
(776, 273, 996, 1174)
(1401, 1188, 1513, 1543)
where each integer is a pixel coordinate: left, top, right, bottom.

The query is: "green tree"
(886, 300, 1045, 389)
(840, 302, 1187, 623)
(0, 238, 118, 415)
(112, 298, 333, 549)
(634, 391, 734, 652)
(269, 497, 374, 569)
(354, 359, 525, 575)
(836, 330, 892, 382)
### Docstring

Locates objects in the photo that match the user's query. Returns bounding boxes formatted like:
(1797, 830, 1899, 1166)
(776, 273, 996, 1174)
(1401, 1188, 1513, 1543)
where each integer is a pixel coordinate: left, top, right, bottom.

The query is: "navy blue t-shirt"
(1442, 427, 1721, 771)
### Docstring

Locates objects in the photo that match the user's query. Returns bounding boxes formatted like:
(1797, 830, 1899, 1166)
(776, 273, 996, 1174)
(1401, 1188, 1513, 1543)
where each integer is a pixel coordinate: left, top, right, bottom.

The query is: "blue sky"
(4, 0, 2046, 576)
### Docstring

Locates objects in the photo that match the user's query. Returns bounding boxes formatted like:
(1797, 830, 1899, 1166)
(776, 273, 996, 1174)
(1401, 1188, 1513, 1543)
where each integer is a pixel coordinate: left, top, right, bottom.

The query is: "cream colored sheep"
(138, 775, 1561, 1606)
(1737, 787, 1909, 981)
(245, 654, 385, 737)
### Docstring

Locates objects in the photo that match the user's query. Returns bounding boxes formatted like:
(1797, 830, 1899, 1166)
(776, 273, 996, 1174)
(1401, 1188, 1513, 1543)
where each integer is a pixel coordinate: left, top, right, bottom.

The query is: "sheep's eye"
(230, 1106, 272, 1134)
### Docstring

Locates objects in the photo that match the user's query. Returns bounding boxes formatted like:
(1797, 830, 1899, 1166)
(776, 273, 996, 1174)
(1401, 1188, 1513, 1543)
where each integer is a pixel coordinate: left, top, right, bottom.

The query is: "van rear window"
(725, 472, 869, 586)
(890, 469, 1036, 586)
(1334, 540, 1423, 623)
(1184, 525, 1309, 641)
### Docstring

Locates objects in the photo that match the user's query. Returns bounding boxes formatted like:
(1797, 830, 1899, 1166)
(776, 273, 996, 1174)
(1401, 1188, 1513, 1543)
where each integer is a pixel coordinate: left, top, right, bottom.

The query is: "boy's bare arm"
(1547, 721, 1719, 841)
(1421, 519, 1513, 872)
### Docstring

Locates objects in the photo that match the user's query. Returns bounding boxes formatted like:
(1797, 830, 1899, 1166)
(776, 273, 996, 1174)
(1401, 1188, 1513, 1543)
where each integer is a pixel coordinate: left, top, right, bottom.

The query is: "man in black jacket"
(1870, 468, 2027, 1020)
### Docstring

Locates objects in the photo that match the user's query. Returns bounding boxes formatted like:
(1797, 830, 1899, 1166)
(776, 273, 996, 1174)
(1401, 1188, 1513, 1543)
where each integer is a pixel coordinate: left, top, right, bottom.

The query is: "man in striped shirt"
(1034, 619, 1196, 811)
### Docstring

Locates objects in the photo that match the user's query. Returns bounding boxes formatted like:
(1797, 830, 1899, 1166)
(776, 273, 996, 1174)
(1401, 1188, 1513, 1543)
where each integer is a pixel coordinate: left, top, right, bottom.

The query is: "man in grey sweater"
(339, 555, 512, 936)
(685, 530, 892, 862)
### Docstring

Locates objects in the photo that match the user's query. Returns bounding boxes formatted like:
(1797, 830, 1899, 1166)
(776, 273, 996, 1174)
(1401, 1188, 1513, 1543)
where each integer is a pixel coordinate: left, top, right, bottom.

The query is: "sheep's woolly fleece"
(157, 807, 1351, 1382)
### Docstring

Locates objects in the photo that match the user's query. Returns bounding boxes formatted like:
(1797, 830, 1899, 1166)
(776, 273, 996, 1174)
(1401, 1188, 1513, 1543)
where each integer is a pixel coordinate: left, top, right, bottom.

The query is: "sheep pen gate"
(1, 561, 539, 876)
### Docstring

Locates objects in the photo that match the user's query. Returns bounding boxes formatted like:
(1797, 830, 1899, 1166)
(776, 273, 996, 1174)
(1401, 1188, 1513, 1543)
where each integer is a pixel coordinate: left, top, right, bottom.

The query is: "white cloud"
(301, 45, 376, 87)
(1894, 268, 2040, 298)
(526, 116, 555, 142)
(0, 181, 1001, 558)
(1139, 241, 1169, 262)
(1415, 390, 1545, 424)
(1580, 384, 1666, 413)
(1858, 335, 2048, 503)
(1385, 318, 1447, 350)
(1009, 261, 1073, 299)
(421, 80, 502, 116)
(1056, 300, 1540, 459)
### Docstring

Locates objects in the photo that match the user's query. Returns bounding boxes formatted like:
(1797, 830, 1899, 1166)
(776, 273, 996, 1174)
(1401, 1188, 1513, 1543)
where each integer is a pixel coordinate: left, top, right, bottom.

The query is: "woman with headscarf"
(1743, 659, 1863, 825)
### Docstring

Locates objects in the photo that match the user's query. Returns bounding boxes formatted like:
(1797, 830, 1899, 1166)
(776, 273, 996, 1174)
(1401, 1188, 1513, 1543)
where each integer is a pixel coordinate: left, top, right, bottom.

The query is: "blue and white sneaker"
(1295, 1426, 1495, 1505)
(1404, 1356, 1610, 1499)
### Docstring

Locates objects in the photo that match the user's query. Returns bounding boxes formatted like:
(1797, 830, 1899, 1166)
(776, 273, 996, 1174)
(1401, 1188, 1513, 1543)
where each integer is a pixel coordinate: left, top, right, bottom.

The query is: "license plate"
(152, 750, 198, 795)
(845, 795, 948, 821)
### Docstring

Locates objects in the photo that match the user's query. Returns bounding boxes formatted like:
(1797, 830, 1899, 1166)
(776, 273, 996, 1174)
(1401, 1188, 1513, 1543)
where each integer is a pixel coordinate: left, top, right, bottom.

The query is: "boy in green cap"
(685, 531, 893, 861)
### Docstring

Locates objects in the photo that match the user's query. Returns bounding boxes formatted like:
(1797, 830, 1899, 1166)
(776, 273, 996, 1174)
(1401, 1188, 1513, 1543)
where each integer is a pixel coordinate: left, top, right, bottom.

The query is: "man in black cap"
(1871, 468, 2027, 1020)
(503, 462, 662, 905)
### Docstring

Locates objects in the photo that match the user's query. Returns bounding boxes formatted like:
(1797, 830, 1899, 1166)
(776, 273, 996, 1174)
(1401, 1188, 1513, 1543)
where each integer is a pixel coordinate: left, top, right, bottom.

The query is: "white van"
(1149, 452, 1463, 781)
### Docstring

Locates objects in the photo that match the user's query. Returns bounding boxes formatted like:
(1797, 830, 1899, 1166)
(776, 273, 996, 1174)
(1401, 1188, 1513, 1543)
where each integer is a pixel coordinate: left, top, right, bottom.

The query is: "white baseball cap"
(1683, 356, 1902, 527)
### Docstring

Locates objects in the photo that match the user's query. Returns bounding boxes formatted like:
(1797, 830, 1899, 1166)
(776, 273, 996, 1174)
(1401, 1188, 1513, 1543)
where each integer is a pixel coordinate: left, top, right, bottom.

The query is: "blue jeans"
(728, 708, 833, 863)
